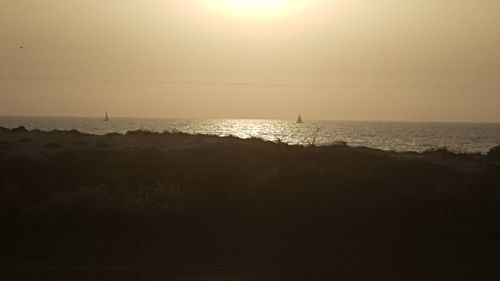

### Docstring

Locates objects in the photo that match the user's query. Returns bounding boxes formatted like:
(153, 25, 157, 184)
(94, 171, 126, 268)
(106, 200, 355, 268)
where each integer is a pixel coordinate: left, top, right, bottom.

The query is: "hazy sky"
(1, 0, 499, 121)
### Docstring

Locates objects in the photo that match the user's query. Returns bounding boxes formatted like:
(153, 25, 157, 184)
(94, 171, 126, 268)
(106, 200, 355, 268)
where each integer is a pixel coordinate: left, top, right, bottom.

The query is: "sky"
(0, 0, 499, 122)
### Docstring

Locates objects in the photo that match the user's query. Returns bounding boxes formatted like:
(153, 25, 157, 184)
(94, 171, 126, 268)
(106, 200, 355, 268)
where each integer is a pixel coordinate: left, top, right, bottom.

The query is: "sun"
(218, 0, 287, 9)
(198, 0, 307, 20)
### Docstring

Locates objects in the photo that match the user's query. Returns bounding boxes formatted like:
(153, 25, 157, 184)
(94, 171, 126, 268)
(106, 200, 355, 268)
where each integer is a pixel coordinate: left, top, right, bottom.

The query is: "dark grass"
(3, 142, 497, 227)
(1, 128, 500, 280)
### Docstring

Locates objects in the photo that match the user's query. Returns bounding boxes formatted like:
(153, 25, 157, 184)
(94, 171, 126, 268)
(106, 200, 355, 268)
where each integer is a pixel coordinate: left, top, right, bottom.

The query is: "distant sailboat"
(104, 111, 109, 121)
(297, 114, 303, 123)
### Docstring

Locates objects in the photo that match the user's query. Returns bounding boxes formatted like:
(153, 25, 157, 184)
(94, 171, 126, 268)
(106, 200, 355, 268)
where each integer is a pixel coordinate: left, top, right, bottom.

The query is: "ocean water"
(1, 116, 500, 154)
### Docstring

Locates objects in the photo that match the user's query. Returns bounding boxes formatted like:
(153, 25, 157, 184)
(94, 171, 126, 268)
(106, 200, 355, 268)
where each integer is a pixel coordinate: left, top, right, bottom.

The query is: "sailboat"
(103, 111, 109, 122)
(297, 114, 303, 123)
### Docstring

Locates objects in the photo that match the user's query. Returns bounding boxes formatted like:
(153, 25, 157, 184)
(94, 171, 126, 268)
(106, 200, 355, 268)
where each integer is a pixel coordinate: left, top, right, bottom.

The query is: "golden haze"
(0, 0, 499, 121)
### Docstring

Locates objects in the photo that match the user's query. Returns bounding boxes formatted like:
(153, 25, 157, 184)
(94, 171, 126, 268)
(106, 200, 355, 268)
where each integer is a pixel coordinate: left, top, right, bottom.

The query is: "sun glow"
(198, 0, 310, 20)
(218, 0, 287, 9)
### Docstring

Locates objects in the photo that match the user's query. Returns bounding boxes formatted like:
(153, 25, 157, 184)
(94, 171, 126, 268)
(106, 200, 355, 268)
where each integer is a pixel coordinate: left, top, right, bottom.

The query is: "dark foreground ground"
(1, 127, 500, 281)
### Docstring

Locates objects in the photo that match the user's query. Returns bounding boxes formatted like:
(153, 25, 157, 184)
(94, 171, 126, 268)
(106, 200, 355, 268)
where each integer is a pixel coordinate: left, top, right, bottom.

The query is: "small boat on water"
(103, 111, 109, 122)
(297, 114, 303, 123)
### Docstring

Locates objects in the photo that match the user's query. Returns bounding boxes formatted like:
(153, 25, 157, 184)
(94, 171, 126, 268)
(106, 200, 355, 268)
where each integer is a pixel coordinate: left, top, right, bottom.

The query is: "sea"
(1, 116, 500, 154)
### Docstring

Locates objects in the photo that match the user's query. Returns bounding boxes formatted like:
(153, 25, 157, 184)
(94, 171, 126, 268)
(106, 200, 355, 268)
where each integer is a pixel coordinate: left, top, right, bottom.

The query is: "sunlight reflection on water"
(1, 116, 500, 153)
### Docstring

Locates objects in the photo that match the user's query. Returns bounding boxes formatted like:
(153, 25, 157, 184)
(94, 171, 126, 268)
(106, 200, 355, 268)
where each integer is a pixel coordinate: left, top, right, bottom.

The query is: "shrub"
(10, 126, 27, 132)
(488, 145, 500, 161)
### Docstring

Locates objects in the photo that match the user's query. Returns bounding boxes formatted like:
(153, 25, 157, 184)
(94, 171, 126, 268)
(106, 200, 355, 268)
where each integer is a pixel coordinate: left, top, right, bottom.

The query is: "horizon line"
(1, 114, 500, 124)
(1, 75, 499, 89)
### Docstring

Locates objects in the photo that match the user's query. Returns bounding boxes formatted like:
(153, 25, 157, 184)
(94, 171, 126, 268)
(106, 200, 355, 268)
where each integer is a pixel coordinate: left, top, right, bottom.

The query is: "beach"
(1, 127, 500, 280)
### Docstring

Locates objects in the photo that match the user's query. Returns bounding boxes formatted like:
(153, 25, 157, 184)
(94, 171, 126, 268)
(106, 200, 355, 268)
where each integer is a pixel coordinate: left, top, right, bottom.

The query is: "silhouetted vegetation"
(0, 140, 15, 149)
(1, 129, 499, 229)
(1, 128, 499, 280)
(44, 142, 63, 149)
(10, 125, 28, 132)
(488, 145, 500, 160)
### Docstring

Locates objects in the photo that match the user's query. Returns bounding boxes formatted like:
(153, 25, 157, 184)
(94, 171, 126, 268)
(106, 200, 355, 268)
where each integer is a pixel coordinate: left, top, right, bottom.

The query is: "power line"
(0, 75, 498, 89)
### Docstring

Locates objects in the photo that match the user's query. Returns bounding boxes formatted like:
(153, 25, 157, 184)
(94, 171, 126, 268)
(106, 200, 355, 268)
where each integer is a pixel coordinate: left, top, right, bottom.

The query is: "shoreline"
(1, 125, 499, 156)
(2, 117, 500, 154)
